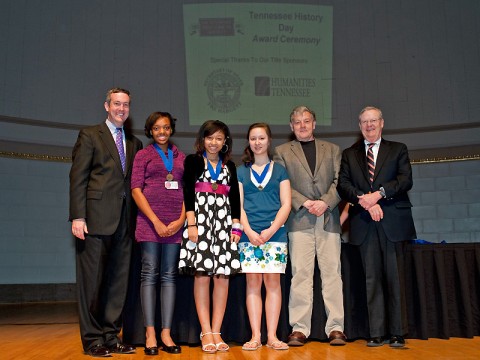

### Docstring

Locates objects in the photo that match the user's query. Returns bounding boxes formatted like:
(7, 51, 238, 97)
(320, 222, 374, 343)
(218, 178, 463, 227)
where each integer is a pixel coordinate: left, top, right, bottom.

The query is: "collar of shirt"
(105, 119, 126, 155)
(105, 119, 124, 139)
(105, 119, 125, 136)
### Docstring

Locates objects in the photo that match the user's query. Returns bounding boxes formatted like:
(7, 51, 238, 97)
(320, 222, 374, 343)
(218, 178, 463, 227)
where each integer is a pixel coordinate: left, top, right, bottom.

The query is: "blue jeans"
(140, 242, 180, 328)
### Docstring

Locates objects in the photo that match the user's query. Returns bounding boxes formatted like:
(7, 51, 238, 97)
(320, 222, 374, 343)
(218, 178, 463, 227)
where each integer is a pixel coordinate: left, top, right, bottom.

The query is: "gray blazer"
(274, 138, 341, 233)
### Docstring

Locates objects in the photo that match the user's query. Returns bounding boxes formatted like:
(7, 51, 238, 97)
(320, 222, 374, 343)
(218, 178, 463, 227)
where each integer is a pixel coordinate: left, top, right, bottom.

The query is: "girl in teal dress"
(237, 123, 291, 351)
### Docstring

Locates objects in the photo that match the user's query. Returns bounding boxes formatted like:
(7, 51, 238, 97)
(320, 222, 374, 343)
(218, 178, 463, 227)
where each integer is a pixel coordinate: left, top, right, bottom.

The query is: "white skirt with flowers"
(238, 241, 288, 273)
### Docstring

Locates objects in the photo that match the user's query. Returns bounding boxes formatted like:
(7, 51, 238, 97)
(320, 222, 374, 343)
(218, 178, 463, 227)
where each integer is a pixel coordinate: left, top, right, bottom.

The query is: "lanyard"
(154, 143, 173, 173)
(203, 151, 222, 181)
(251, 162, 270, 184)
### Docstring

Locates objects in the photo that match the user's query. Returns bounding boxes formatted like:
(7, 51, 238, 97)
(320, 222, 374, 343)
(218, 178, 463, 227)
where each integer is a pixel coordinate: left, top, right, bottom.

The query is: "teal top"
(237, 162, 289, 243)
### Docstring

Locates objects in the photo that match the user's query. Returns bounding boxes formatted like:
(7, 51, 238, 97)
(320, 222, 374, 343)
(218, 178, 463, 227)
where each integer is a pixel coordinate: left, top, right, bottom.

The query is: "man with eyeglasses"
(337, 106, 416, 348)
(274, 105, 346, 347)
(69, 88, 143, 357)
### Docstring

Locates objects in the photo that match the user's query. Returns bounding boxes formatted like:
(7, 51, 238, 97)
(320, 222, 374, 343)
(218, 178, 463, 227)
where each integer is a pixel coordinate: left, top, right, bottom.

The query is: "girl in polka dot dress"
(179, 120, 241, 353)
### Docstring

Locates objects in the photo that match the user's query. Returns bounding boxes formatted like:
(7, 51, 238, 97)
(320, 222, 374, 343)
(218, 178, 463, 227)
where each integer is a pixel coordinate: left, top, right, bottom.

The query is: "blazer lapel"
(374, 139, 391, 179)
(99, 123, 124, 175)
(313, 139, 325, 178)
(354, 139, 391, 185)
(290, 141, 313, 178)
(354, 142, 370, 185)
(125, 135, 135, 176)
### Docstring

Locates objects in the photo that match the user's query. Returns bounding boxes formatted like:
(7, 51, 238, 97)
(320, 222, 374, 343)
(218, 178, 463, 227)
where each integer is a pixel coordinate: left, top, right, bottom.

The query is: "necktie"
(115, 128, 126, 172)
(367, 143, 375, 186)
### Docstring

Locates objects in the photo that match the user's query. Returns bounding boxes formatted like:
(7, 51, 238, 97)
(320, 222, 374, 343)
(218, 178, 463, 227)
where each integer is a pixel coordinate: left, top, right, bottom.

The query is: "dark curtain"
(123, 242, 480, 345)
(405, 243, 480, 339)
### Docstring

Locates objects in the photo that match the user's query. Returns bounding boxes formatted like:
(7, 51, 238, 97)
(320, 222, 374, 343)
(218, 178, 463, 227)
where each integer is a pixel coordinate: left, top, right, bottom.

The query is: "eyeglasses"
(360, 118, 381, 125)
(152, 125, 171, 132)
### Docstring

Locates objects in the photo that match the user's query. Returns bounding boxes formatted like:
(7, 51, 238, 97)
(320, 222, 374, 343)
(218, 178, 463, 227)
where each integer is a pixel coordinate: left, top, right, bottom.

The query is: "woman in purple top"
(131, 112, 186, 355)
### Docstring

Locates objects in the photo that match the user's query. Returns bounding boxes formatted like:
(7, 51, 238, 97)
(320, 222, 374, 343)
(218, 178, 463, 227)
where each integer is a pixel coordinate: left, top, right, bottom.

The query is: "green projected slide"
(183, 3, 333, 125)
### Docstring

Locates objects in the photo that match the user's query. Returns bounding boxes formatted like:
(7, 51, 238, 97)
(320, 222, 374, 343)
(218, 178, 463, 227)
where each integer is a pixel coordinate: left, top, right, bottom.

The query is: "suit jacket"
(337, 138, 416, 245)
(69, 122, 143, 235)
(274, 138, 341, 233)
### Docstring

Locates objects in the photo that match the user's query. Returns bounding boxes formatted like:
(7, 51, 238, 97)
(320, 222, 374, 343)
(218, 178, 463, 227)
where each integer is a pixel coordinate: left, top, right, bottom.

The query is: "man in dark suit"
(337, 106, 416, 348)
(69, 88, 143, 357)
(274, 106, 347, 346)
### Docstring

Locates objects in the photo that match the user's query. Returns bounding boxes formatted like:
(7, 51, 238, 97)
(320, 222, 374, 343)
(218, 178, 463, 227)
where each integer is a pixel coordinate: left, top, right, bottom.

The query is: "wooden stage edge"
(0, 302, 479, 360)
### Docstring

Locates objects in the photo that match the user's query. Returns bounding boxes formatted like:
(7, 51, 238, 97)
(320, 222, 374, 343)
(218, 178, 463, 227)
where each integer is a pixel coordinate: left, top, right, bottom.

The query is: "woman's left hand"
(231, 233, 241, 243)
(259, 228, 274, 243)
(167, 219, 183, 236)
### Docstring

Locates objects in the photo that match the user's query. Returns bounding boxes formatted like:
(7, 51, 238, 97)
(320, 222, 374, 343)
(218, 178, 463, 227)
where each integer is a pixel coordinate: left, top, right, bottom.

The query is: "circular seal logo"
(204, 69, 243, 113)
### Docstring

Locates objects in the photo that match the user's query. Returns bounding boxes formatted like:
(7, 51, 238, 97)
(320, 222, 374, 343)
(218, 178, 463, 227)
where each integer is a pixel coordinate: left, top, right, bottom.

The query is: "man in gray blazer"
(274, 106, 346, 346)
(69, 88, 143, 357)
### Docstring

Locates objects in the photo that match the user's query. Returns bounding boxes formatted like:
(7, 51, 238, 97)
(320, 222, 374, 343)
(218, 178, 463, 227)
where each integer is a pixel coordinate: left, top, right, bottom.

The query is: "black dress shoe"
(389, 335, 405, 347)
(367, 337, 384, 347)
(287, 331, 307, 346)
(160, 340, 182, 354)
(328, 330, 347, 346)
(144, 346, 159, 356)
(85, 344, 112, 357)
(108, 343, 136, 354)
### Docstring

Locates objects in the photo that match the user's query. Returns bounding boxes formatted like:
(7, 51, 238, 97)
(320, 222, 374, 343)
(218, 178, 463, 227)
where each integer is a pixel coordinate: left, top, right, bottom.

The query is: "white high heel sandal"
(200, 332, 216, 353)
(212, 332, 230, 352)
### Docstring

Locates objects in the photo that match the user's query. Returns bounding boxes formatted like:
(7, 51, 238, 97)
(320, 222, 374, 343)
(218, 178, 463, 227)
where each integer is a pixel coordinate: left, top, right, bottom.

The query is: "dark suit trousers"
(76, 202, 132, 351)
(358, 222, 408, 337)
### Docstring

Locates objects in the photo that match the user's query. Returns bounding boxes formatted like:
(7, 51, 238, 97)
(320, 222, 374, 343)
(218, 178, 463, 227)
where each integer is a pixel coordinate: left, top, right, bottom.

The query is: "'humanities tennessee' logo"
(204, 69, 243, 113)
(254, 76, 316, 97)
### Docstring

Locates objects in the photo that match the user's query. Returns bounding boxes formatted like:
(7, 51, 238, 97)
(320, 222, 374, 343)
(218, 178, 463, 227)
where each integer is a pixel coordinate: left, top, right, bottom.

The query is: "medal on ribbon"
(154, 143, 174, 180)
(251, 162, 270, 190)
(204, 151, 222, 191)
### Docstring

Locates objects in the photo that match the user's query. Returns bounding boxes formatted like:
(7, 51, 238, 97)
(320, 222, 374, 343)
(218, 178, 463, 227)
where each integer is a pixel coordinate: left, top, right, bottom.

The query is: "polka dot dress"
(178, 162, 241, 276)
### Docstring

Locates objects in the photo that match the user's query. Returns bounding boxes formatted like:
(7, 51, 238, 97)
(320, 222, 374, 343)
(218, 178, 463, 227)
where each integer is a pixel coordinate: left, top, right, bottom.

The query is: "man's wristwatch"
(379, 186, 386, 198)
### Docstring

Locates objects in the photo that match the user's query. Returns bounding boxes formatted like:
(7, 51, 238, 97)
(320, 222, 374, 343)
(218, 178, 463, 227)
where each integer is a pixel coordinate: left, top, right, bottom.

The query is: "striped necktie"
(115, 128, 126, 172)
(367, 143, 375, 186)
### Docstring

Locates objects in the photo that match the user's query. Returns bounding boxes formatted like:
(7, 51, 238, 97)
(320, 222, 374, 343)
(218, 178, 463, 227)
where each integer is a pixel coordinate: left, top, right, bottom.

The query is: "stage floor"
(0, 302, 479, 360)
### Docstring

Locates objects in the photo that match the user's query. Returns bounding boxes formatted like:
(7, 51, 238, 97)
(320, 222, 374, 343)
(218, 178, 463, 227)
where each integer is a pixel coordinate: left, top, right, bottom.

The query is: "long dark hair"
(241, 122, 272, 166)
(194, 120, 233, 162)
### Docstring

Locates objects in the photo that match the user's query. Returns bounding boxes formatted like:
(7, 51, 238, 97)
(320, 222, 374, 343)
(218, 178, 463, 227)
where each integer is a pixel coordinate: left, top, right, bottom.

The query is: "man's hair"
(105, 88, 131, 104)
(290, 105, 316, 122)
(358, 106, 383, 120)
